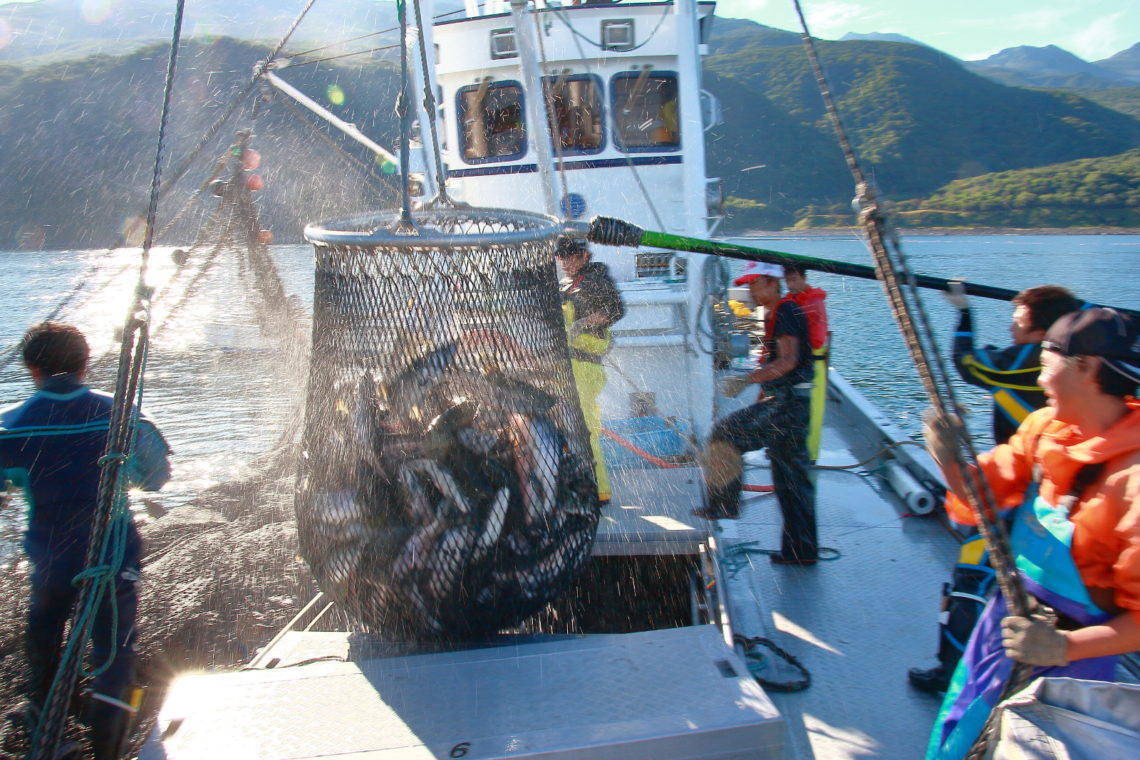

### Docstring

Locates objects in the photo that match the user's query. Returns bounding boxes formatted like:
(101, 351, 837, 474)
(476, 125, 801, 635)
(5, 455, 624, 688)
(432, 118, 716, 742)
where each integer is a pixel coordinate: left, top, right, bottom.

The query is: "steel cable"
(789, 2, 1034, 755)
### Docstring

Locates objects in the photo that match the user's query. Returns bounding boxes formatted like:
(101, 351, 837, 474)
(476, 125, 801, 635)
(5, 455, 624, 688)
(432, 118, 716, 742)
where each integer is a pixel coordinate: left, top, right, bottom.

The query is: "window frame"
(609, 70, 681, 154)
(541, 73, 606, 157)
(455, 80, 528, 165)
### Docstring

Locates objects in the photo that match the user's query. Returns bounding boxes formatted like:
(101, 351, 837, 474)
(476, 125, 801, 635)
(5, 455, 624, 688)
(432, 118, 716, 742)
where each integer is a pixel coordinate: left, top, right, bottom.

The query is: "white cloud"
(1067, 12, 1128, 61)
(1005, 8, 1071, 33)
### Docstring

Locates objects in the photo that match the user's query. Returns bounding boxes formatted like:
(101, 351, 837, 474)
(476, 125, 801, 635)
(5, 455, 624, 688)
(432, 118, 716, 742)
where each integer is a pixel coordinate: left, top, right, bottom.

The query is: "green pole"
(585, 216, 1140, 319)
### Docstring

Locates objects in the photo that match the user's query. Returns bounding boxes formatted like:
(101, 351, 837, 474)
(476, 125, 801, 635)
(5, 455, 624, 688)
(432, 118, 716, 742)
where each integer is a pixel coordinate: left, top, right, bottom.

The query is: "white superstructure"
(429, 0, 724, 438)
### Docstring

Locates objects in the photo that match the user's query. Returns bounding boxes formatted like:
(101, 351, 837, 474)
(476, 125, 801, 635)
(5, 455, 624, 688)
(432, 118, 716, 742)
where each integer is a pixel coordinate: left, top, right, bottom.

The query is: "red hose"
(599, 427, 775, 493)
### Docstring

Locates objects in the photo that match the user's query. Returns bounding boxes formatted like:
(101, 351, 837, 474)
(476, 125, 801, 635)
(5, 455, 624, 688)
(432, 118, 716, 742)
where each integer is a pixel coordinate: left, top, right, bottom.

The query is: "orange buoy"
(257, 229, 273, 245)
(242, 149, 262, 171)
(246, 173, 264, 191)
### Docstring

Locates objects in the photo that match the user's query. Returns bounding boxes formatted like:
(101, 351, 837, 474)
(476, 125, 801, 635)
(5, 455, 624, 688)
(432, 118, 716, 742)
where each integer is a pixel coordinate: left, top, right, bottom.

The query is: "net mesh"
(297, 208, 601, 639)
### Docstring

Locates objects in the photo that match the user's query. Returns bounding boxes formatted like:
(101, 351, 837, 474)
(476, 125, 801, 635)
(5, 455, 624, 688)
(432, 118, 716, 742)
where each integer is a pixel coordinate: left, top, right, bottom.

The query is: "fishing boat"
(6, 2, 1138, 760)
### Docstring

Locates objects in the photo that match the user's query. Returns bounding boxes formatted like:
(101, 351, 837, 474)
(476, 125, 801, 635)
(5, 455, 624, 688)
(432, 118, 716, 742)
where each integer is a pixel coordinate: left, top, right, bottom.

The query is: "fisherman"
(696, 261, 817, 565)
(0, 322, 171, 760)
(922, 307, 1140, 760)
(558, 237, 625, 505)
(909, 284, 1083, 693)
(782, 262, 829, 462)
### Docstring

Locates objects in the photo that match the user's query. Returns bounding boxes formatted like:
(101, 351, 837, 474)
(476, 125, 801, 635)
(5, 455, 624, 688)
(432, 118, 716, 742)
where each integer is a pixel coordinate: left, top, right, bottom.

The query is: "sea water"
(1, 234, 1137, 557)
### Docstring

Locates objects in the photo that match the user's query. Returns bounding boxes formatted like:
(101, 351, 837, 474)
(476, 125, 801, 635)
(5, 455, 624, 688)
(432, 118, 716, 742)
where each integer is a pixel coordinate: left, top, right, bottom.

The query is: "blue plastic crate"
(599, 416, 693, 470)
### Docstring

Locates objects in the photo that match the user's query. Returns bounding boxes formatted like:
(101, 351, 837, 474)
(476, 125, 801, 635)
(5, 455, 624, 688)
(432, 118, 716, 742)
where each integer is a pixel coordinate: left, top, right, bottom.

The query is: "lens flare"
(81, 0, 115, 25)
(326, 84, 346, 106)
(0, 19, 13, 50)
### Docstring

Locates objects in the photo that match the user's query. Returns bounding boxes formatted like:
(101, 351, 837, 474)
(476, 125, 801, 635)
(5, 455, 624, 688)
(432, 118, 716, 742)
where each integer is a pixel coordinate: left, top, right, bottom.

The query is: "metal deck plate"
(142, 626, 784, 760)
(710, 419, 959, 760)
(595, 466, 707, 556)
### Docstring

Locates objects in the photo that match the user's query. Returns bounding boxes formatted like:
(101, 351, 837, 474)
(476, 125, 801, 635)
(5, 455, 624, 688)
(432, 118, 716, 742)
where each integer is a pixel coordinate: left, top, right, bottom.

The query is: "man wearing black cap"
(557, 237, 625, 504)
(909, 284, 1083, 694)
(922, 307, 1140, 759)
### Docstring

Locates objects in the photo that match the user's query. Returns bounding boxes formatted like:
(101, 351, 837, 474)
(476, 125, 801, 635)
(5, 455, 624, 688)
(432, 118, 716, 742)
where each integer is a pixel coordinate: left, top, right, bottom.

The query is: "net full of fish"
(296, 210, 600, 639)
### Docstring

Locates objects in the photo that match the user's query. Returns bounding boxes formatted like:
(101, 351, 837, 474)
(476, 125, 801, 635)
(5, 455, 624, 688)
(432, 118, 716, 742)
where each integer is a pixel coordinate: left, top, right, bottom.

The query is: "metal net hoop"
(297, 207, 600, 639)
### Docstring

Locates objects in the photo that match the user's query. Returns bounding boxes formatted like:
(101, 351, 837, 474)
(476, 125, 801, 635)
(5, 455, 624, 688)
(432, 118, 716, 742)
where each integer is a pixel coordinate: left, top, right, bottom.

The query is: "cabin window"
(542, 74, 605, 155)
(490, 28, 517, 59)
(457, 81, 527, 163)
(610, 71, 680, 152)
(600, 19, 635, 51)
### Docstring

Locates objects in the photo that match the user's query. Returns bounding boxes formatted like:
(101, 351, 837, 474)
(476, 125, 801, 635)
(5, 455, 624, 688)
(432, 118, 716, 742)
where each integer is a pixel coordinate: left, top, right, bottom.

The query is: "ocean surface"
(1, 234, 1138, 556)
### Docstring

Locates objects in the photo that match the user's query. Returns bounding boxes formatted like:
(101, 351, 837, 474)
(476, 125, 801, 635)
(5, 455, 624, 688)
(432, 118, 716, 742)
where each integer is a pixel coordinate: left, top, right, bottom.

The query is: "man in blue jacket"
(0, 322, 170, 759)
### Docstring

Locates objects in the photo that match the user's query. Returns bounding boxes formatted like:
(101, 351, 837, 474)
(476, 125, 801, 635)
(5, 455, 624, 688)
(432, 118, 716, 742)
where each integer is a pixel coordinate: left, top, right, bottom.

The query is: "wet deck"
(600, 385, 964, 758)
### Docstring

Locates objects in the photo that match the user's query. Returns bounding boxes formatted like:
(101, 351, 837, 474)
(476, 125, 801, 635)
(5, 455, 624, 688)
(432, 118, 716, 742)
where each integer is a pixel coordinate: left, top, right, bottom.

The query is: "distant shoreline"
(736, 226, 1140, 237)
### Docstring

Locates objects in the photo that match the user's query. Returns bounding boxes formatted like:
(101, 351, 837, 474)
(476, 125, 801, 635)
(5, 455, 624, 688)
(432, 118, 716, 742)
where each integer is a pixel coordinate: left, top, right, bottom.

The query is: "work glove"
(719, 374, 754, 398)
(922, 407, 963, 469)
(943, 280, 969, 310)
(1001, 614, 1069, 667)
(566, 318, 589, 341)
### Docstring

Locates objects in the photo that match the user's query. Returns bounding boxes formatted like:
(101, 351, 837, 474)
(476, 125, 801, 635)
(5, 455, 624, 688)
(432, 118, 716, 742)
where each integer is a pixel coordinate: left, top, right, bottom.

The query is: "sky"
(0, 0, 1136, 62)
(707, 0, 1138, 62)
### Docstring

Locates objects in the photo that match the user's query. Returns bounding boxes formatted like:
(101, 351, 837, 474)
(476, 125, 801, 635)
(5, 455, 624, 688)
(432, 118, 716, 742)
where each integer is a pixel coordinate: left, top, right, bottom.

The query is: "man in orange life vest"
(909, 284, 1082, 693)
(783, 263, 829, 462)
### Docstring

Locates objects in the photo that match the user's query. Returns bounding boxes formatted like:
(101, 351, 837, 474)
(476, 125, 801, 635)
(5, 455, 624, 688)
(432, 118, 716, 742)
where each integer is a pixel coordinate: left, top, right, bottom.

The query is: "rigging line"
(394, 0, 416, 229)
(790, 2, 1033, 754)
(411, 0, 456, 206)
(155, 0, 320, 213)
(284, 6, 467, 60)
(549, 2, 672, 53)
(558, 9, 665, 231)
(278, 43, 400, 68)
(276, 95, 399, 200)
(531, 8, 571, 207)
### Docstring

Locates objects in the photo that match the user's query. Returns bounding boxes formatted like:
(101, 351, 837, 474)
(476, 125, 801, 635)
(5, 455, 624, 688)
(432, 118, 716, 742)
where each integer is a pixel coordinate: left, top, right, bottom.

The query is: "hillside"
(0, 38, 403, 249)
(704, 26, 1140, 228)
(891, 148, 1140, 228)
(1, 24, 1139, 247)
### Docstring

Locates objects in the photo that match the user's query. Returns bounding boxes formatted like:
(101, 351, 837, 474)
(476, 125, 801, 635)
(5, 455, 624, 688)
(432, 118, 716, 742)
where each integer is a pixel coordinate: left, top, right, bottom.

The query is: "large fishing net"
(297, 207, 601, 639)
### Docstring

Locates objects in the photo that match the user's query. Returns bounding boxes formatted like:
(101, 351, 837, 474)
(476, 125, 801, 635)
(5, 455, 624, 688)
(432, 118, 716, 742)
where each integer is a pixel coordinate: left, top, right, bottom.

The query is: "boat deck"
(711, 421, 957, 759)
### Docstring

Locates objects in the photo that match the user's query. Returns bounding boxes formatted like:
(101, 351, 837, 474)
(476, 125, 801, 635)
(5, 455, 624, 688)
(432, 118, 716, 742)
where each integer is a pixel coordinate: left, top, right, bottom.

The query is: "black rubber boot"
(82, 697, 130, 760)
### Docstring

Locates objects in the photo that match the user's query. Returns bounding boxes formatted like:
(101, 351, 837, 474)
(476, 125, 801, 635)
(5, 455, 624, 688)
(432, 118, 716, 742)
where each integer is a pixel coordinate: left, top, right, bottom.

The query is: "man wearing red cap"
(696, 261, 818, 566)
(923, 307, 1140, 760)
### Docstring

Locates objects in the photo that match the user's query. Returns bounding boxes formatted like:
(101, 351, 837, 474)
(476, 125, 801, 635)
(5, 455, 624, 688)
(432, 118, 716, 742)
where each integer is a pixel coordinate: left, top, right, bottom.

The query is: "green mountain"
(704, 28, 1140, 228)
(0, 38, 403, 250)
(2, 24, 1139, 248)
(890, 148, 1140, 228)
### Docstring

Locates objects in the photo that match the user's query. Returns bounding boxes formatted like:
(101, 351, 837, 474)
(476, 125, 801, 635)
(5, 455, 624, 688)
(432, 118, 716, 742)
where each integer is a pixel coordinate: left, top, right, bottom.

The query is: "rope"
(278, 44, 400, 68)
(789, 3, 1033, 755)
(153, 0, 320, 218)
(411, 0, 458, 207)
(393, 0, 416, 230)
(275, 95, 398, 202)
(27, 2, 186, 755)
(734, 633, 811, 693)
(549, 2, 672, 54)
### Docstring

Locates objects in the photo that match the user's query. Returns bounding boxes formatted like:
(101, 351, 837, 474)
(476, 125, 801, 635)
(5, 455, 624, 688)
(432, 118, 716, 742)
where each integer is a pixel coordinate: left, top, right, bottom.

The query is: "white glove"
(719, 374, 754, 398)
(1002, 614, 1069, 666)
(567, 318, 588, 341)
(943, 280, 969, 310)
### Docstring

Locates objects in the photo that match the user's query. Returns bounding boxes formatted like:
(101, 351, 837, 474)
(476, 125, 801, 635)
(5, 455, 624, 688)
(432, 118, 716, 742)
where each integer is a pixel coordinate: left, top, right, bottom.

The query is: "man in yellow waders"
(558, 237, 626, 504)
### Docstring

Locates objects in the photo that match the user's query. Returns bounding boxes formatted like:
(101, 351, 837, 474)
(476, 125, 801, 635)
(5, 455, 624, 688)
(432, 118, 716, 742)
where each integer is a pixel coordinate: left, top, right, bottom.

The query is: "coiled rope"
(789, 2, 1034, 756)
